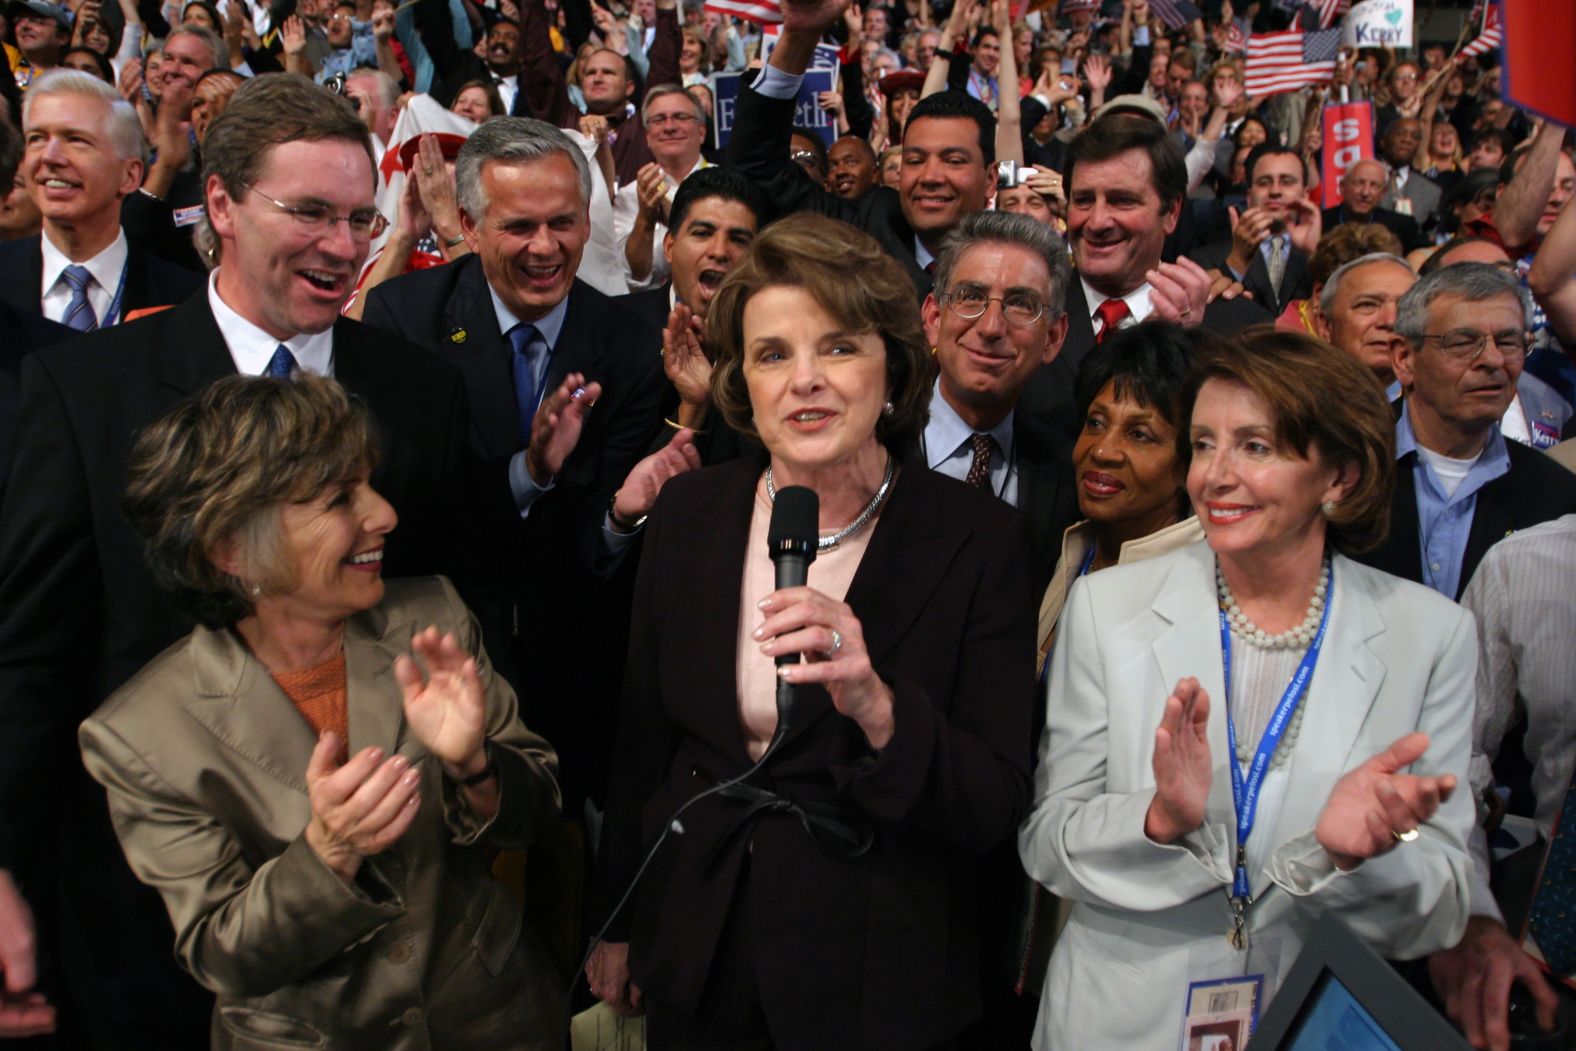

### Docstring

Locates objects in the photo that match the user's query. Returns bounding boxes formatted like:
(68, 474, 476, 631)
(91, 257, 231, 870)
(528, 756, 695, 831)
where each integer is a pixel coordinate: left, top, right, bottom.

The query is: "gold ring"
(1391, 827, 1419, 843)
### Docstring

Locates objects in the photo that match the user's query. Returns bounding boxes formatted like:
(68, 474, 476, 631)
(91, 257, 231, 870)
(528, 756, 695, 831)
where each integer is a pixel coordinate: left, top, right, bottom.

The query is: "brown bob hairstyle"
(706, 213, 936, 453)
(1175, 328, 1396, 554)
(123, 373, 381, 627)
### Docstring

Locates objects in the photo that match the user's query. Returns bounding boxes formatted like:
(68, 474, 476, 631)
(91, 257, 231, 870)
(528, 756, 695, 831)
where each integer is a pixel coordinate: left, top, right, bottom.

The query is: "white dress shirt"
(207, 270, 335, 377)
(40, 228, 129, 326)
(495, 73, 518, 114)
(612, 155, 708, 291)
(1081, 275, 1154, 341)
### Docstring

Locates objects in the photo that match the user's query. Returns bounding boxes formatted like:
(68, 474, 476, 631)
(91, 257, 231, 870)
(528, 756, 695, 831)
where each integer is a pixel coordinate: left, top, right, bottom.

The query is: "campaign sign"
(1319, 99, 1375, 210)
(712, 68, 839, 150)
(1340, 0, 1413, 49)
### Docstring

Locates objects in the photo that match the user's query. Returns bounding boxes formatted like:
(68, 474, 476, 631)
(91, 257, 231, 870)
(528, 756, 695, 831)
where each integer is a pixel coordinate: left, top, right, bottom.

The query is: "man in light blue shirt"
(1357, 263, 1576, 598)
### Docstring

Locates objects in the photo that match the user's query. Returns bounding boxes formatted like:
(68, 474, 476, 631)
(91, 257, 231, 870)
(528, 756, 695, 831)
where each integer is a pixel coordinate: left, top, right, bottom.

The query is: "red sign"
(1320, 100, 1375, 210)
(1503, 1, 1576, 129)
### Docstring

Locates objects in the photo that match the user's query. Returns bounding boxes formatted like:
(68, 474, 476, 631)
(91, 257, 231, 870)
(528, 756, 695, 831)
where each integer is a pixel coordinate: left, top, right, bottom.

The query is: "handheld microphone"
(766, 486, 818, 736)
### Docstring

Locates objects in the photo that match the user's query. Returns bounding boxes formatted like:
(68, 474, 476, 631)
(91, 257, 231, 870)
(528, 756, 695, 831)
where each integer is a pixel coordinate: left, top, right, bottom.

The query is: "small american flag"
(1224, 17, 1250, 53)
(1459, 0, 1502, 58)
(1245, 28, 1340, 96)
(1311, 0, 1348, 27)
(703, 0, 781, 24)
(1149, 0, 1202, 30)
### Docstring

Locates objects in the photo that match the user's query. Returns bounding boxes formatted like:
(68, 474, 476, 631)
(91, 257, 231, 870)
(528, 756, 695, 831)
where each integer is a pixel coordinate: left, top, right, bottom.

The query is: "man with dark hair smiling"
(729, 0, 995, 297)
(1194, 142, 1319, 315)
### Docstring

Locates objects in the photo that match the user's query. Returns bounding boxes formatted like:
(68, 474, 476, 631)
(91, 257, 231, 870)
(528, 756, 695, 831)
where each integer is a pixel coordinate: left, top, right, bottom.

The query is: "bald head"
(1340, 159, 1388, 218)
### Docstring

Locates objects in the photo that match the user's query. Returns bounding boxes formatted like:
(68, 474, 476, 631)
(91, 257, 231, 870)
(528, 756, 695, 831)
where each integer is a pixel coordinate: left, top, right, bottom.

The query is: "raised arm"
(1492, 119, 1561, 253)
(1527, 189, 1576, 343)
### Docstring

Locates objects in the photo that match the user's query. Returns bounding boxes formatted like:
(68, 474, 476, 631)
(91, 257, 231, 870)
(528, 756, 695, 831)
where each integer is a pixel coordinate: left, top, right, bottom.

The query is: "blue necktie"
(265, 344, 298, 378)
(509, 323, 544, 448)
(60, 265, 98, 332)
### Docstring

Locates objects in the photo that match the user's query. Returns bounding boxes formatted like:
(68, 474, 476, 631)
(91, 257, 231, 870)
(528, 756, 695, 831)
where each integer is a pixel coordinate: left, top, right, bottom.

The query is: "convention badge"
(173, 204, 206, 228)
(1531, 418, 1560, 450)
(1179, 976, 1262, 1051)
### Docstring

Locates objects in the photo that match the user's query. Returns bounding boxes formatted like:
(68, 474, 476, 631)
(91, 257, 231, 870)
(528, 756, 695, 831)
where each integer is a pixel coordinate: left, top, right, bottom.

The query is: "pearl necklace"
(1216, 559, 1330, 651)
(765, 456, 895, 551)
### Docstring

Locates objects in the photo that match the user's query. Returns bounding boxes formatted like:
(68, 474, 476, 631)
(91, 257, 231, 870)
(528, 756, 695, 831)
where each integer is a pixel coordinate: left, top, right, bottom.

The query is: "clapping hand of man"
(525, 373, 604, 486)
(0, 871, 54, 1038)
(1225, 204, 1276, 278)
(1147, 257, 1213, 327)
(1284, 197, 1322, 256)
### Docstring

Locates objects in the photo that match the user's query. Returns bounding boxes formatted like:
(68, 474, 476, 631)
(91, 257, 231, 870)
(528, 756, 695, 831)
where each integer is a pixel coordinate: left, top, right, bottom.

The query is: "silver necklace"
(765, 455, 896, 551)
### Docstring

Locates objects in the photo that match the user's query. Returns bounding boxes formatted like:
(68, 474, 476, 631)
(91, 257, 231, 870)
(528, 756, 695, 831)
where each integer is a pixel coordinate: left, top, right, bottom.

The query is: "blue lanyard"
(1077, 544, 1097, 579)
(103, 257, 129, 327)
(1218, 561, 1334, 906)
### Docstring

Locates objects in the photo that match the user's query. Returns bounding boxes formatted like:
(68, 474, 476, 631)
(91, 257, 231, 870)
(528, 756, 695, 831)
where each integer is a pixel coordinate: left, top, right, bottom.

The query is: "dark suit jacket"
(0, 305, 72, 493)
(119, 168, 207, 273)
(0, 291, 477, 1034)
(594, 456, 1034, 1049)
(1321, 204, 1426, 253)
(1008, 409, 1077, 600)
(362, 258, 667, 805)
(1191, 237, 1312, 317)
(1019, 282, 1273, 441)
(1355, 433, 1576, 600)
(730, 83, 933, 298)
(0, 233, 203, 322)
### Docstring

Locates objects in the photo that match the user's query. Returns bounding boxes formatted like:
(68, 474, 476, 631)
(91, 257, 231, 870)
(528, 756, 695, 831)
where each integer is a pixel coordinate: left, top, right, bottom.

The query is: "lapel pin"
(449, 327, 467, 344)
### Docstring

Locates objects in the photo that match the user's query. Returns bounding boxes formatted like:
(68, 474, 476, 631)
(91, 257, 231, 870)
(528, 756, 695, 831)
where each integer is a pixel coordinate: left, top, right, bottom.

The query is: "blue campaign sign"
(711, 68, 839, 151)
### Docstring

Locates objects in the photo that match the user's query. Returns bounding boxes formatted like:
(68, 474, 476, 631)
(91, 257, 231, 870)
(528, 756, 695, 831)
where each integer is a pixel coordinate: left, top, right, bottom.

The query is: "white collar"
(206, 269, 336, 377)
(1080, 275, 1154, 327)
(40, 227, 128, 301)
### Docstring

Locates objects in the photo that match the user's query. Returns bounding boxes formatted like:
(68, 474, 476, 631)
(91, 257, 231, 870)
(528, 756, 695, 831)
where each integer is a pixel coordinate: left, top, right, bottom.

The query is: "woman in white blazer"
(1019, 331, 1475, 1051)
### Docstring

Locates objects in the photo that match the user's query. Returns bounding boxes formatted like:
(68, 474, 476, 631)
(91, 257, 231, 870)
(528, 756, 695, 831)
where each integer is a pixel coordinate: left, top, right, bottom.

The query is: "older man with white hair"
(0, 69, 200, 328)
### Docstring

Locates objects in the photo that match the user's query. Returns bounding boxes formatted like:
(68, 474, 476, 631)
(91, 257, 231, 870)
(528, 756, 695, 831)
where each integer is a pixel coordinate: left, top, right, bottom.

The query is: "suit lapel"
(439, 259, 519, 460)
(152, 293, 241, 396)
(344, 603, 410, 758)
(182, 624, 318, 793)
(547, 282, 609, 391)
(1061, 281, 1097, 371)
(1459, 470, 1516, 600)
(6, 237, 45, 313)
(1270, 557, 1387, 850)
(1148, 544, 1229, 767)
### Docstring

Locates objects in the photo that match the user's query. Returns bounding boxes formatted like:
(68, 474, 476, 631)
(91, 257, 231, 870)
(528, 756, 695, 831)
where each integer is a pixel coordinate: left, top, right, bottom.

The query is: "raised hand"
(281, 13, 307, 55)
(526, 372, 604, 483)
(579, 112, 611, 147)
(635, 162, 671, 226)
(395, 172, 433, 241)
(1145, 678, 1212, 843)
(842, 1, 862, 40)
(1148, 257, 1213, 327)
(663, 302, 712, 405)
(611, 428, 702, 529)
(396, 626, 488, 776)
(303, 733, 422, 881)
(1211, 73, 1244, 112)
(117, 56, 144, 103)
(412, 134, 463, 245)
(1314, 732, 1456, 870)
(1285, 197, 1322, 255)
(1083, 52, 1112, 94)
(778, 0, 853, 36)
(371, 4, 394, 41)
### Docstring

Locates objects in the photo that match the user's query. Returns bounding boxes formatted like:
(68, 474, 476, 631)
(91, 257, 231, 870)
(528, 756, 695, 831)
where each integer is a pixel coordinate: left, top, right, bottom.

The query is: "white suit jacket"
(1018, 541, 1474, 1051)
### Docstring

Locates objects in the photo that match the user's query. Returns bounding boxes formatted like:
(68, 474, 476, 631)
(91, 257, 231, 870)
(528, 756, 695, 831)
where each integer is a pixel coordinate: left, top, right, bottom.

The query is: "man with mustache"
(0, 70, 200, 329)
(0, 73, 480, 1049)
(417, 5, 533, 116)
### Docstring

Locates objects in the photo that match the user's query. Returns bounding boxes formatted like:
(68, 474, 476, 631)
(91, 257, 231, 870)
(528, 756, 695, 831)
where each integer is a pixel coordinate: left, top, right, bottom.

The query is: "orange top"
(270, 651, 350, 753)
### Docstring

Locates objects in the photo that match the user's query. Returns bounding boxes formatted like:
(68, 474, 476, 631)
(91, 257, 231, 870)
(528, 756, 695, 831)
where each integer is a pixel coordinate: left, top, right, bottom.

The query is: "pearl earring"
(1321, 500, 1338, 517)
(882, 401, 895, 416)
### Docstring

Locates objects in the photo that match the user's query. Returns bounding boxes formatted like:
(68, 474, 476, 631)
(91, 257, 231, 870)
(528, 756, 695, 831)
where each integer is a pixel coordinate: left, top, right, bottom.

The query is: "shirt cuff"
(1133, 25, 1151, 46)
(752, 63, 804, 99)
(508, 450, 554, 518)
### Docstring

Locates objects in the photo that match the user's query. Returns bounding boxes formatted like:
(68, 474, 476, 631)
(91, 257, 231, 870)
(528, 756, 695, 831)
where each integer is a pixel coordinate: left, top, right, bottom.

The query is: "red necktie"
(1094, 298, 1131, 344)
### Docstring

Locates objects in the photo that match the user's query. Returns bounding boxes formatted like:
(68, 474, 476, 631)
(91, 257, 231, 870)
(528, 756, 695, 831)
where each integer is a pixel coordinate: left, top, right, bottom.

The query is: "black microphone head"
(767, 485, 819, 564)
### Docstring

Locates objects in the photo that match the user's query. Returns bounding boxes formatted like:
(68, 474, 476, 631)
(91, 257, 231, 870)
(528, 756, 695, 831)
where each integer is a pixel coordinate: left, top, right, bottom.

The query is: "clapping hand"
(526, 372, 604, 484)
(663, 302, 712, 406)
(1314, 732, 1455, 870)
(634, 162, 671, 226)
(396, 626, 488, 778)
(1285, 197, 1322, 255)
(281, 14, 307, 54)
(1145, 678, 1212, 843)
(1147, 257, 1212, 327)
(0, 871, 54, 1038)
(612, 429, 702, 529)
(304, 734, 421, 881)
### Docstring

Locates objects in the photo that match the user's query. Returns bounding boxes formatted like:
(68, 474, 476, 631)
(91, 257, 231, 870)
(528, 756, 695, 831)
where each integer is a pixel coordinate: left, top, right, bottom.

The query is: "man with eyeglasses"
(0, 74, 483, 1050)
(1356, 263, 1576, 601)
(615, 84, 709, 291)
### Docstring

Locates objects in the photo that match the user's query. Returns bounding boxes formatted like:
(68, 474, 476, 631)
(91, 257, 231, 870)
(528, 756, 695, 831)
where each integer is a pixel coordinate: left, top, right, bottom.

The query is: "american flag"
(1459, 0, 1502, 58)
(1224, 17, 1250, 53)
(703, 0, 781, 24)
(1245, 28, 1340, 96)
(1149, 0, 1202, 30)
(1309, 0, 1349, 28)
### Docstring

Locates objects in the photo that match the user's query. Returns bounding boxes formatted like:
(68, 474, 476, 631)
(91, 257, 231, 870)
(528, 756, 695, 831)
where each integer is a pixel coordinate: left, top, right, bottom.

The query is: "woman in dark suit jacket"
(587, 215, 1036, 1049)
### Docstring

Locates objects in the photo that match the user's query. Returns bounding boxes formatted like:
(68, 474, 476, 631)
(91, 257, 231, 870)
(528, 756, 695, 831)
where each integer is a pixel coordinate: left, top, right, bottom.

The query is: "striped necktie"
(60, 265, 98, 332)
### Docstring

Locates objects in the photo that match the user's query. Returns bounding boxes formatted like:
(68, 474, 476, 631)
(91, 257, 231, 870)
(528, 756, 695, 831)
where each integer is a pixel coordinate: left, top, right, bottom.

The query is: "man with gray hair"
(363, 116, 666, 811)
(1315, 251, 1417, 395)
(0, 69, 200, 329)
(1356, 262, 1576, 600)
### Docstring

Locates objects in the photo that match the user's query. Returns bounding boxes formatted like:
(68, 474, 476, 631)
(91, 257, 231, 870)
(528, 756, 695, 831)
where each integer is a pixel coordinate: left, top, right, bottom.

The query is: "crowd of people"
(1, 0, 1575, 1047)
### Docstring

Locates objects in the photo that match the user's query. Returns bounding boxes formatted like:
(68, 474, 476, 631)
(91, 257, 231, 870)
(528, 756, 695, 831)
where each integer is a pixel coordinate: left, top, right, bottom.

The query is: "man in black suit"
(1356, 263, 1576, 600)
(1322, 157, 1426, 252)
(362, 117, 667, 810)
(1192, 143, 1317, 317)
(0, 73, 478, 1050)
(2, 69, 201, 329)
(1020, 114, 1271, 438)
(728, 0, 994, 299)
